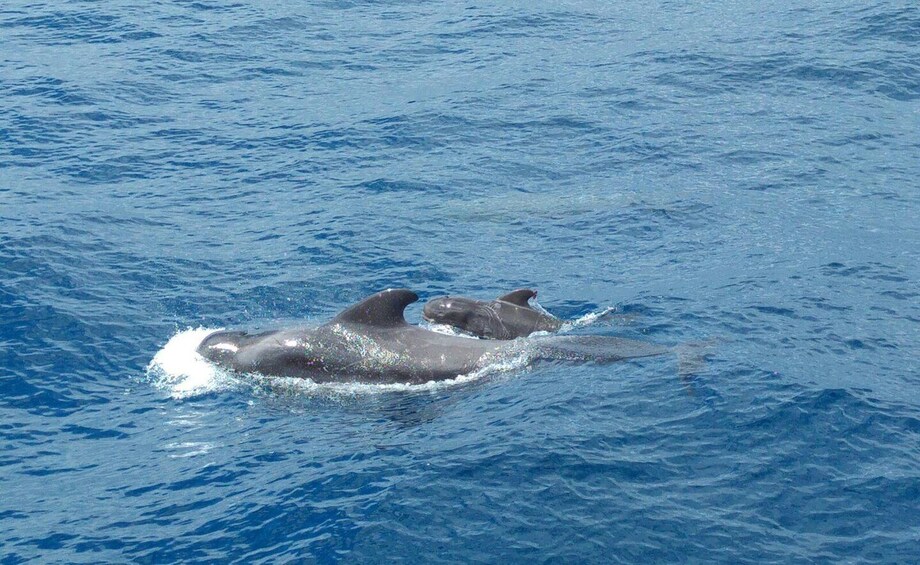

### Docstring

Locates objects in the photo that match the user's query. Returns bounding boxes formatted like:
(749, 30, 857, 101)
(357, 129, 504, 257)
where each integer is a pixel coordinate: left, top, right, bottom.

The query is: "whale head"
(422, 296, 496, 337)
(196, 330, 251, 366)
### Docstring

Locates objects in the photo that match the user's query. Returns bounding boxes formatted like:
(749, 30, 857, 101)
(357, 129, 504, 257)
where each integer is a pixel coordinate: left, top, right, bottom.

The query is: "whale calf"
(196, 289, 669, 385)
(423, 289, 563, 339)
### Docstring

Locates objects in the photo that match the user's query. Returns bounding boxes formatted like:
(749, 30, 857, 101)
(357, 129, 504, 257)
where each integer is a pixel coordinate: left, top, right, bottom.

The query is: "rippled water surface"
(2, 0, 919, 562)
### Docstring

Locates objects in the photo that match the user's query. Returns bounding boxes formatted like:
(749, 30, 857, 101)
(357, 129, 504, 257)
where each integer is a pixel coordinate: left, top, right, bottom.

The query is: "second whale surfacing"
(197, 289, 670, 385)
(423, 288, 563, 339)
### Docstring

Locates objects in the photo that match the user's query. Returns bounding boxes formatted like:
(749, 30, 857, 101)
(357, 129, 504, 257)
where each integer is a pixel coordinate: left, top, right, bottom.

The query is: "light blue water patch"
(2, 0, 919, 562)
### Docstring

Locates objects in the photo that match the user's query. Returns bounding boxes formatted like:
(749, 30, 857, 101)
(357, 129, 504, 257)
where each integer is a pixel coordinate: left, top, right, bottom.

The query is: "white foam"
(248, 371, 481, 398)
(421, 322, 481, 339)
(146, 328, 237, 399)
(164, 441, 215, 458)
(561, 306, 618, 331)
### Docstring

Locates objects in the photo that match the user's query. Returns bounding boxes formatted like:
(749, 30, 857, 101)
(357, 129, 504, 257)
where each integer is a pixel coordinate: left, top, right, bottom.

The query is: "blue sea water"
(2, 0, 919, 561)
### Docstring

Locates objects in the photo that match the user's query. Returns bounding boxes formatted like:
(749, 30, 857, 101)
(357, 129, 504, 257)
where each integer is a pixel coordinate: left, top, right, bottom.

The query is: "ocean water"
(2, 0, 919, 562)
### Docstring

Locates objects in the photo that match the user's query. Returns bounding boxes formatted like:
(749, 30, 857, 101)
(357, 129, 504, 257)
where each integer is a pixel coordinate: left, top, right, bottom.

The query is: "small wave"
(163, 441, 215, 459)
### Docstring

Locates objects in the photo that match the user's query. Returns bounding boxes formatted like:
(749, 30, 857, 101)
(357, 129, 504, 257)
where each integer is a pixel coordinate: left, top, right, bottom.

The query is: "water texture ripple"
(2, 0, 918, 562)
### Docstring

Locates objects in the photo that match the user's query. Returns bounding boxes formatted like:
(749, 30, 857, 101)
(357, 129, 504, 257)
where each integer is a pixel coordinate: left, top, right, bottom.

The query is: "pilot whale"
(196, 289, 670, 385)
(423, 289, 563, 339)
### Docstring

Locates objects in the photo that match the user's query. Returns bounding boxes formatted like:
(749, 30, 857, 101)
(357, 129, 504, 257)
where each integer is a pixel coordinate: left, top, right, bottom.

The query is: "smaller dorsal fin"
(334, 289, 418, 326)
(497, 289, 537, 307)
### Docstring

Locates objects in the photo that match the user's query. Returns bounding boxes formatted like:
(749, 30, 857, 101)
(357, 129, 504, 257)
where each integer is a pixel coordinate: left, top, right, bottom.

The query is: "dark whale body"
(423, 289, 563, 339)
(197, 289, 669, 385)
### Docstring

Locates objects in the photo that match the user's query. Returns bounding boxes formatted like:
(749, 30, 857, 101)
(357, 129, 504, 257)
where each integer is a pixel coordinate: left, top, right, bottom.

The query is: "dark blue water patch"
(847, 5, 920, 44)
(1, 10, 129, 45)
(4, 76, 95, 106)
(821, 261, 910, 283)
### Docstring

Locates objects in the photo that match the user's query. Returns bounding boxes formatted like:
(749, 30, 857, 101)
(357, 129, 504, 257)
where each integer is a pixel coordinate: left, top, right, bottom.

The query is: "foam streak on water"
(563, 306, 619, 330)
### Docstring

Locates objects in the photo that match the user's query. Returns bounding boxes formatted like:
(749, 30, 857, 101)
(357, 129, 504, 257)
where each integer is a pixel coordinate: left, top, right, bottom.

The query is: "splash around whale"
(195, 289, 671, 385)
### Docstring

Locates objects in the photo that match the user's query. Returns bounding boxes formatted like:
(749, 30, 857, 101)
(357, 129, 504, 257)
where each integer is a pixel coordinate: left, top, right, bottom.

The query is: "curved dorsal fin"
(497, 289, 537, 307)
(334, 289, 418, 327)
